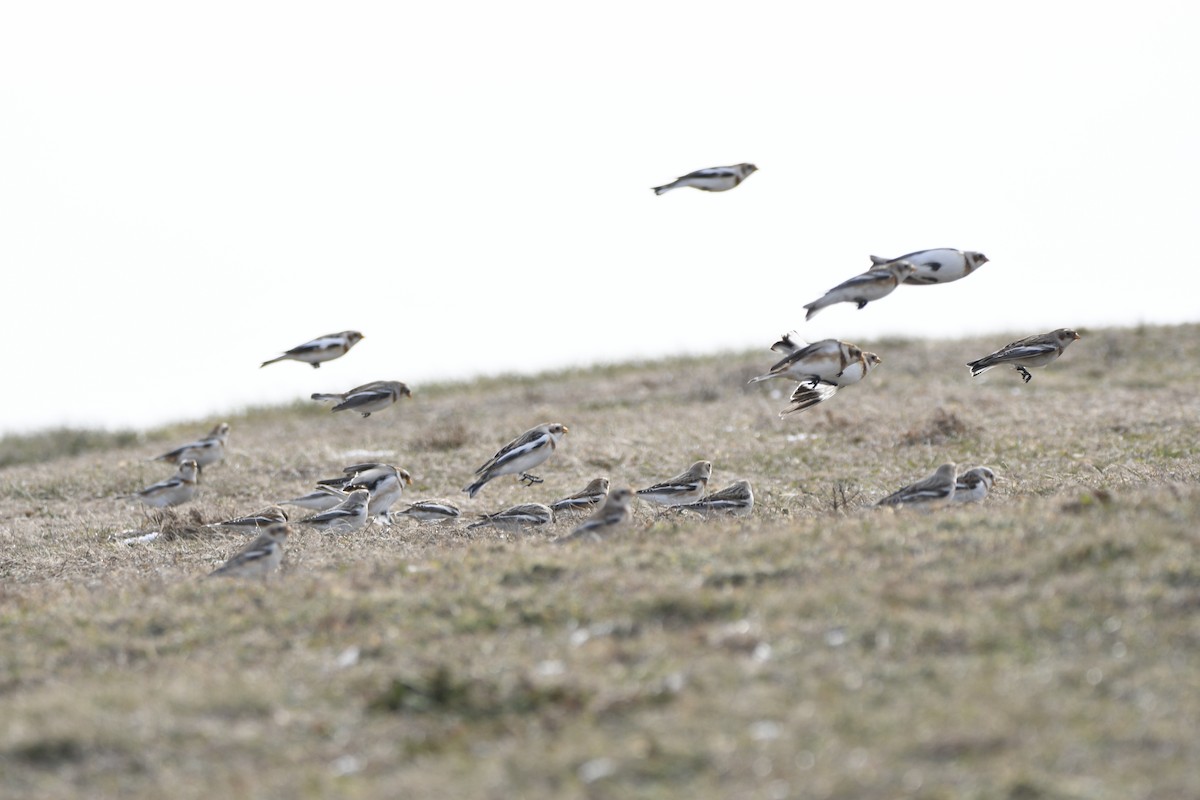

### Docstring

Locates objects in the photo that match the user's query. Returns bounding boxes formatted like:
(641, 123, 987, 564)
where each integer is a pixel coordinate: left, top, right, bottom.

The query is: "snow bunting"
(260, 330, 364, 369)
(967, 328, 1080, 383)
(876, 463, 957, 509)
(340, 463, 413, 522)
(299, 488, 370, 533)
(463, 422, 569, 498)
(550, 477, 610, 514)
(652, 163, 757, 195)
(779, 351, 882, 416)
(466, 503, 554, 532)
(558, 488, 635, 542)
(209, 523, 291, 578)
(396, 501, 462, 524)
(802, 261, 915, 321)
(677, 480, 754, 518)
(281, 485, 349, 512)
(954, 467, 996, 503)
(127, 459, 199, 508)
(636, 460, 712, 507)
(211, 505, 289, 532)
(869, 249, 989, 286)
(152, 422, 230, 468)
(750, 338, 871, 387)
(311, 380, 412, 417)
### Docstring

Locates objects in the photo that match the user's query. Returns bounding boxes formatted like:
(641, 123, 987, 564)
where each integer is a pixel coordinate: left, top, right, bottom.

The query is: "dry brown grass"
(2, 323, 1199, 799)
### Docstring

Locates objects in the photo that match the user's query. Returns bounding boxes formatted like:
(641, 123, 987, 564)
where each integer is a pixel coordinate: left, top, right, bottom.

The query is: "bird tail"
(803, 300, 827, 321)
(747, 373, 777, 385)
(652, 183, 674, 196)
(463, 477, 489, 498)
(260, 356, 284, 368)
(311, 393, 340, 402)
(966, 359, 995, 377)
(868, 255, 891, 267)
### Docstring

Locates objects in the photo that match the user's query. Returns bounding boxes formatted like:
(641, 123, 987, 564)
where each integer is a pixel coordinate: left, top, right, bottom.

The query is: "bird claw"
(856, 300, 868, 309)
(520, 473, 544, 487)
(1018, 367, 1033, 383)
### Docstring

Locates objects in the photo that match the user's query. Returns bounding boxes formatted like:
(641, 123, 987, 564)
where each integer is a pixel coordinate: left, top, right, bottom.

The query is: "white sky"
(3, 1, 1198, 433)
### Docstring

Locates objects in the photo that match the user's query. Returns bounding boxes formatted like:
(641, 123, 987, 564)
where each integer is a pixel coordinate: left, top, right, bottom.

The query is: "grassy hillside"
(2, 324, 1199, 799)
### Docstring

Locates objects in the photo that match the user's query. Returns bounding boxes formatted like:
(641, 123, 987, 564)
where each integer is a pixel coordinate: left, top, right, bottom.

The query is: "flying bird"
(636, 460, 712, 507)
(802, 261, 915, 321)
(260, 331, 364, 369)
(311, 381, 412, 417)
(967, 328, 1080, 383)
(876, 463, 958, 509)
(463, 423, 569, 498)
(209, 523, 291, 579)
(652, 163, 758, 195)
(751, 335, 882, 416)
(152, 423, 230, 468)
(779, 351, 882, 416)
(868, 248, 989, 286)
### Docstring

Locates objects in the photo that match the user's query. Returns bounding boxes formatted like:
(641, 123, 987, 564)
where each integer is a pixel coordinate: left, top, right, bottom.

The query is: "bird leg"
(311, 363, 321, 369)
(520, 473, 544, 486)
(1017, 367, 1033, 383)
(855, 300, 868, 309)
(360, 412, 371, 418)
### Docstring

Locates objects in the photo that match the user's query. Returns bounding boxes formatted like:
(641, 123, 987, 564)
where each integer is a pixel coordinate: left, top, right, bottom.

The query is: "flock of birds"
(120, 163, 1082, 578)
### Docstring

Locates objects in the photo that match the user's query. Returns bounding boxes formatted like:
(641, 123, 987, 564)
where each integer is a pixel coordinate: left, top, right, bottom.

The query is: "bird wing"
(477, 430, 548, 474)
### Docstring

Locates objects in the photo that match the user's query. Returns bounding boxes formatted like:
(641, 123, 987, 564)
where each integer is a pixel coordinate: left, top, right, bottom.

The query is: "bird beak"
(1072, 332, 1081, 340)
(562, 426, 570, 434)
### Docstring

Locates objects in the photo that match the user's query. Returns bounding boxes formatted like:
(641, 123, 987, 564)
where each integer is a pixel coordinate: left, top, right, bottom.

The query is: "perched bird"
(876, 463, 958, 509)
(463, 422, 569, 498)
(152, 422, 230, 468)
(749, 338, 872, 387)
(338, 463, 413, 522)
(550, 477, 610, 514)
(636, 460, 712, 507)
(954, 467, 996, 503)
(126, 459, 199, 508)
(967, 328, 1080, 383)
(802, 261, 915, 321)
(558, 488, 635, 542)
(868, 249, 989, 286)
(299, 488, 370, 533)
(209, 523, 291, 579)
(260, 331, 364, 369)
(466, 503, 554, 532)
(396, 501, 462, 524)
(779, 351, 882, 416)
(280, 485, 349, 512)
(311, 380, 412, 418)
(211, 505, 289, 532)
(652, 163, 757, 195)
(677, 480, 755, 518)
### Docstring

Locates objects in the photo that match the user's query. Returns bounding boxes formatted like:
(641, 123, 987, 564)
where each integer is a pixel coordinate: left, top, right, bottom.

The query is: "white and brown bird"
(876, 463, 958, 509)
(396, 501, 462, 524)
(652, 163, 758, 195)
(209, 523, 291, 579)
(779, 351, 882, 415)
(550, 477, 610, 514)
(299, 488, 370, 533)
(802, 261, 915, 321)
(210, 505, 289, 532)
(463, 423, 569, 498)
(868, 248, 989, 286)
(954, 467, 996, 503)
(261, 330, 364, 369)
(967, 329, 1080, 383)
(311, 381, 412, 417)
(466, 503, 554, 532)
(636, 460, 712, 507)
(336, 463, 413, 522)
(152, 423, 230, 468)
(677, 480, 755, 518)
(126, 459, 199, 508)
(752, 335, 881, 416)
(558, 488, 635, 542)
(280, 485, 349, 512)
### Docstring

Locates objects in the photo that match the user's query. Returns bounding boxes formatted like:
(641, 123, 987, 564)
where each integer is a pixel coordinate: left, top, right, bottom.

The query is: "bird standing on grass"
(466, 503, 554, 532)
(281, 485, 349, 512)
(331, 464, 413, 523)
(868, 248, 989, 286)
(396, 501, 462, 524)
(954, 467, 996, 503)
(967, 329, 1080, 383)
(550, 477, 610, 514)
(152, 423, 230, 468)
(876, 463, 958, 509)
(636, 461, 712, 507)
(299, 488, 370, 533)
(311, 381, 412, 417)
(210, 506, 289, 532)
(126, 459, 199, 508)
(802, 261, 915, 321)
(261, 331, 364, 369)
(558, 488, 635, 542)
(652, 163, 758, 195)
(677, 480, 755, 518)
(463, 423, 569, 498)
(209, 523, 291, 578)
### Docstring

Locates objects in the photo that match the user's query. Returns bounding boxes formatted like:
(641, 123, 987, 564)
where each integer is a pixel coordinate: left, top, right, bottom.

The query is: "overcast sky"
(3, 1, 1197, 433)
